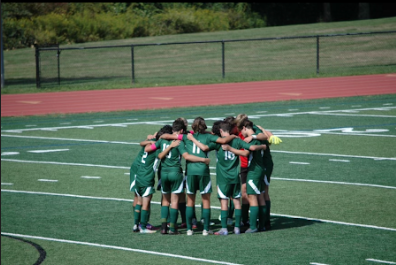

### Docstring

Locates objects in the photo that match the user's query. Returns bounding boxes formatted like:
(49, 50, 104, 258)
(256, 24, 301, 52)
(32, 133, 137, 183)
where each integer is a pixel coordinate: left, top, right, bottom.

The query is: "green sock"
(192, 206, 197, 220)
(259, 205, 267, 230)
(249, 206, 259, 230)
(178, 202, 187, 223)
(234, 209, 241, 228)
(161, 206, 169, 223)
(203, 208, 211, 231)
(242, 204, 249, 224)
(134, 204, 142, 225)
(201, 202, 204, 221)
(170, 208, 179, 232)
(140, 209, 148, 229)
(266, 200, 271, 222)
(148, 204, 151, 222)
(228, 200, 235, 219)
(221, 210, 228, 229)
(186, 206, 194, 230)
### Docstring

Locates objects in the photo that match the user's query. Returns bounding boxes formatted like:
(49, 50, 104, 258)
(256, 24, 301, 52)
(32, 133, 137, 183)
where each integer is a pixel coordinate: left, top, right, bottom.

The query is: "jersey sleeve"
(253, 124, 263, 134)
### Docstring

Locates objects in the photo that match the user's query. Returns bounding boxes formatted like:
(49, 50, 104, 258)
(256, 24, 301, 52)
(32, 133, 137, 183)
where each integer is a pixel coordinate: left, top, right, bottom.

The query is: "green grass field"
(2, 94, 396, 265)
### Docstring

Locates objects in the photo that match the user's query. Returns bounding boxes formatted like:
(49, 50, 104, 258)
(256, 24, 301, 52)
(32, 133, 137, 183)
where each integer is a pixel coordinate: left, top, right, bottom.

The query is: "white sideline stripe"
(315, 132, 396, 138)
(272, 150, 396, 161)
(0, 232, 242, 265)
(366, 258, 396, 264)
(289, 161, 310, 165)
(1, 152, 19, 156)
(2, 189, 396, 232)
(28, 149, 69, 153)
(309, 112, 396, 118)
(2, 134, 396, 159)
(310, 263, 330, 265)
(1, 134, 139, 145)
(329, 159, 350, 162)
(1, 159, 129, 169)
(1, 183, 13, 186)
(2, 159, 395, 190)
(272, 177, 396, 190)
(38, 179, 58, 182)
(81, 176, 101, 179)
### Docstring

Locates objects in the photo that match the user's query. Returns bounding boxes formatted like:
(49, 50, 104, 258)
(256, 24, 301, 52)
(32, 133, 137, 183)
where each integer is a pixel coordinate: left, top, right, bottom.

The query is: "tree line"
(2, 3, 395, 50)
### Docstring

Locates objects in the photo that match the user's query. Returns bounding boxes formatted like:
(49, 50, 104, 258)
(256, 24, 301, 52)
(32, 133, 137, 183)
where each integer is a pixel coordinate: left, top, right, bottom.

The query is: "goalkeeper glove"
(269, 135, 282, 145)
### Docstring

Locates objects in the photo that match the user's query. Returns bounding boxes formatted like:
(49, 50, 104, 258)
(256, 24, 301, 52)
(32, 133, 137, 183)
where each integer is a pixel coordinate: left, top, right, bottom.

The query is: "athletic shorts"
(186, 175, 212, 195)
(246, 174, 265, 195)
(130, 163, 139, 192)
(134, 185, 155, 197)
(239, 167, 248, 184)
(264, 165, 273, 184)
(161, 170, 184, 194)
(217, 182, 241, 199)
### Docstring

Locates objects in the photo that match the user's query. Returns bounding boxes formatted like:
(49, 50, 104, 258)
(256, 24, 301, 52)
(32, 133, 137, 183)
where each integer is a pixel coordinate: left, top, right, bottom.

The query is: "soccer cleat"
(202, 230, 214, 236)
(144, 223, 159, 230)
(169, 230, 180, 235)
(186, 230, 194, 236)
(140, 228, 157, 234)
(244, 228, 258, 233)
(133, 224, 140, 233)
(192, 218, 198, 229)
(179, 223, 187, 229)
(214, 228, 228, 235)
(234, 227, 241, 235)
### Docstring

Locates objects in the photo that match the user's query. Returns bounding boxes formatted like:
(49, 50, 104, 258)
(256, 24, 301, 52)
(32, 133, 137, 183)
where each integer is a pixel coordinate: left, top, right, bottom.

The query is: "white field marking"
(2, 106, 395, 134)
(3, 157, 396, 190)
(28, 149, 69, 153)
(366, 258, 396, 264)
(329, 159, 350, 162)
(1, 152, 20, 156)
(224, 113, 235, 115)
(272, 177, 396, 190)
(25, 125, 37, 127)
(383, 103, 393, 106)
(271, 150, 396, 161)
(310, 263, 330, 265)
(289, 161, 310, 165)
(1, 134, 139, 145)
(124, 172, 130, 175)
(81, 176, 101, 179)
(38, 179, 58, 182)
(314, 131, 396, 138)
(309, 112, 396, 118)
(0, 232, 243, 265)
(1, 159, 129, 169)
(256, 111, 267, 113)
(2, 189, 396, 232)
(319, 107, 330, 109)
(1, 183, 13, 186)
(126, 119, 138, 121)
(288, 109, 299, 111)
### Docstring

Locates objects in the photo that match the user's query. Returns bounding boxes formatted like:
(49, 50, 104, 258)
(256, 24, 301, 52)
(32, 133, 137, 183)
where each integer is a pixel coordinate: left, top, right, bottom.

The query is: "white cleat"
(187, 230, 194, 236)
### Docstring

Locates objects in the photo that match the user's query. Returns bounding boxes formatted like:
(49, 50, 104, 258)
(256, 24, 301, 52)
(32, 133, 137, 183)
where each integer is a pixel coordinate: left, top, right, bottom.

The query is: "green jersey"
(247, 135, 266, 178)
(182, 133, 219, 176)
(136, 146, 160, 187)
(213, 138, 252, 184)
(154, 138, 186, 173)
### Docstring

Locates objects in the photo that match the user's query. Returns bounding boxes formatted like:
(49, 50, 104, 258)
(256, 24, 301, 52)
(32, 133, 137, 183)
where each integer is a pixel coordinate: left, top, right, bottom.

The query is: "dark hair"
(211, 120, 222, 137)
(237, 118, 253, 131)
(224, 116, 236, 125)
(172, 119, 186, 133)
(191, 117, 207, 133)
(156, 125, 173, 140)
(219, 121, 231, 133)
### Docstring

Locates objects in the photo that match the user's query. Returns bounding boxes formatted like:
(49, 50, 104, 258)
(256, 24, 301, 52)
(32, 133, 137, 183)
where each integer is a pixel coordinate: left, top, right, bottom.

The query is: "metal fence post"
(316, 35, 320, 74)
(131, 45, 135, 84)
(35, 44, 41, 88)
(57, 46, 61, 85)
(222, 41, 225, 78)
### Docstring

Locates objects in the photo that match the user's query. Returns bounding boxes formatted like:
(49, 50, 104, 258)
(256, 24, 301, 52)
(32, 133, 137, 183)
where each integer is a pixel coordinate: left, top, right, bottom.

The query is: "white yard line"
(28, 149, 69, 153)
(2, 189, 396, 232)
(2, 158, 395, 190)
(366, 259, 396, 264)
(0, 232, 243, 265)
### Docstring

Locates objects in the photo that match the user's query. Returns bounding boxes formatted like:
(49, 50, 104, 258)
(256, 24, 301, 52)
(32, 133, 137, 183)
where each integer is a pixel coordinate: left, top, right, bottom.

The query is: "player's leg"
(264, 174, 271, 230)
(133, 194, 142, 232)
(161, 193, 171, 234)
(140, 192, 156, 234)
(169, 193, 180, 234)
(258, 191, 267, 231)
(215, 184, 229, 235)
(240, 167, 250, 227)
(200, 174, 213, 235)
(245, 177, 261, 233)
(186, 175, 198, 235)
(231, 182, 242, 234)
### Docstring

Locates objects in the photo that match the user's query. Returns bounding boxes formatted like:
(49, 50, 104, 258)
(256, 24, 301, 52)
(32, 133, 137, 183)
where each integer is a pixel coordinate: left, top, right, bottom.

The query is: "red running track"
(1, 74, 396, 117)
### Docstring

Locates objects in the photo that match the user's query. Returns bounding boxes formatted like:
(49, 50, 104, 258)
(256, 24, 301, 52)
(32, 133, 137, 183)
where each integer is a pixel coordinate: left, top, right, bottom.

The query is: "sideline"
(2, 189, 396, 232)
(0, 232, 242, 265)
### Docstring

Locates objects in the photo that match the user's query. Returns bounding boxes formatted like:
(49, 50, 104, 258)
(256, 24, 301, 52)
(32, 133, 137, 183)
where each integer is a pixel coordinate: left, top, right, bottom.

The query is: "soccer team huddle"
(130, 114, 282, 235)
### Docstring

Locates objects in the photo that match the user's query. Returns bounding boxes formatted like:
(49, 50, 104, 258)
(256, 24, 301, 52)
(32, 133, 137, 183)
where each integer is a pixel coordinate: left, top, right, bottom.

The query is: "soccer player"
(180, 117, 237, 236)
(211, 121, 267, 235)
(237, 119, 268, 233)
(134, 125, 172, 234)
(145, 119, 211, 234)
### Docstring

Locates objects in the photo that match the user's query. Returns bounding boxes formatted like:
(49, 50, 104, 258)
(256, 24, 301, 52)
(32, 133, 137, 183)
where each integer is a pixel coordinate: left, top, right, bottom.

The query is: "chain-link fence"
(35, 31, 396, 88)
